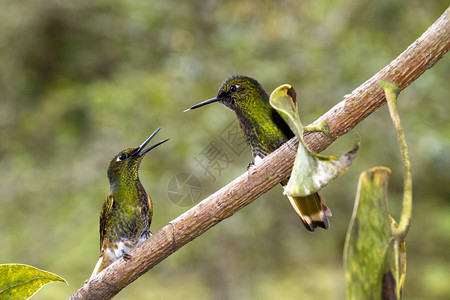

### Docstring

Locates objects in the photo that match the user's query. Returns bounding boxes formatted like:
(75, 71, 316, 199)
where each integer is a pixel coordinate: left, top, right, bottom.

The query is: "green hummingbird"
(90, 128, 169, 279)
(185, 75, 331, 231)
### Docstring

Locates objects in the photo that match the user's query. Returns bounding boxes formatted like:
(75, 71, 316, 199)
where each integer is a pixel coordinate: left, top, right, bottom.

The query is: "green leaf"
(269, 84, 358, 197)
(343, 81, 412, 299)
(0, 264, 68, 300)
(268, 84, 305, 137)
(343, 167, 401, 299)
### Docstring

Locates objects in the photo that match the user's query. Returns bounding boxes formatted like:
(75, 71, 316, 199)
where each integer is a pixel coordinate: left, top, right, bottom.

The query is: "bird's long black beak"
(135, 127, 169, 156)
(184, 97, 221, 112)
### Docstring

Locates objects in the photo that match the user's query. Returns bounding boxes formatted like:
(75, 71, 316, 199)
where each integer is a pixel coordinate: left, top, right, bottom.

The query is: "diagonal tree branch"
(69, 8, 449, 300)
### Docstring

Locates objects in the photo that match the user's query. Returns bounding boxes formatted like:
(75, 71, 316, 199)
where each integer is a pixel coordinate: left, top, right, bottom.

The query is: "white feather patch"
(254, 155, 263, 165)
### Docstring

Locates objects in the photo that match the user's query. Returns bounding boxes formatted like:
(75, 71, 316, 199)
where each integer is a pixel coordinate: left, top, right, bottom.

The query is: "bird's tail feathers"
(286, 193, 331, 231)
(89, 255, 105, 280)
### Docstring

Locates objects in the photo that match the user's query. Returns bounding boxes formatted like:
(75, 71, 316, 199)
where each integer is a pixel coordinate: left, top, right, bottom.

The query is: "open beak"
(135, 127, 169, 156)
(184, 97, 221, 112)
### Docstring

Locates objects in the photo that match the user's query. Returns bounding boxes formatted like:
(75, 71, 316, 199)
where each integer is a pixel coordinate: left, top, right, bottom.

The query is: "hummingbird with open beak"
(90, 128, 169, 279)
(185, 75, 331, 231)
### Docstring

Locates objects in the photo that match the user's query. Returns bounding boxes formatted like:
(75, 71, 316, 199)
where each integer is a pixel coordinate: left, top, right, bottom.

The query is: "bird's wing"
(147, 194, 153, 228)
(99, 194, 114, 251)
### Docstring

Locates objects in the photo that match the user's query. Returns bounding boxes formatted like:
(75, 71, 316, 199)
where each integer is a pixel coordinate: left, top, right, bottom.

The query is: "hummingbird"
(185, 75, 331, 231)
(90, 128, 169, 279)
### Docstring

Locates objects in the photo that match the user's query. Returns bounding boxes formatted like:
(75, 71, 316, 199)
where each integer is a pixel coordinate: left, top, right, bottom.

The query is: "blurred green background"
(1, 1, 449, 299)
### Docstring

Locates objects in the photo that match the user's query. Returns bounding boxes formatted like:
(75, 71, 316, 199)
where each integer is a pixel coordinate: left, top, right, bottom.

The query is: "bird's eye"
(117, 154, 128, 161)
(230, 85, 239, 92)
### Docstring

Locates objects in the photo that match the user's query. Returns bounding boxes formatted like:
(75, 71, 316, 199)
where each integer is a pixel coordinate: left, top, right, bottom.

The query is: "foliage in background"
(0, 1, 448, 299)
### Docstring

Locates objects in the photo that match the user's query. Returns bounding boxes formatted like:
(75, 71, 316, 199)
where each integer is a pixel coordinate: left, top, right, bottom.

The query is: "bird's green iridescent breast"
(236, 96, 293, 157)
(102, 180, 152, 242)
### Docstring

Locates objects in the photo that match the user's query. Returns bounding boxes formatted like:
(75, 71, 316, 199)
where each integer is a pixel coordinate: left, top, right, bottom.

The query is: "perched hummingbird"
(185, 75, 331, 231)
(90, 128, 169, 279)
